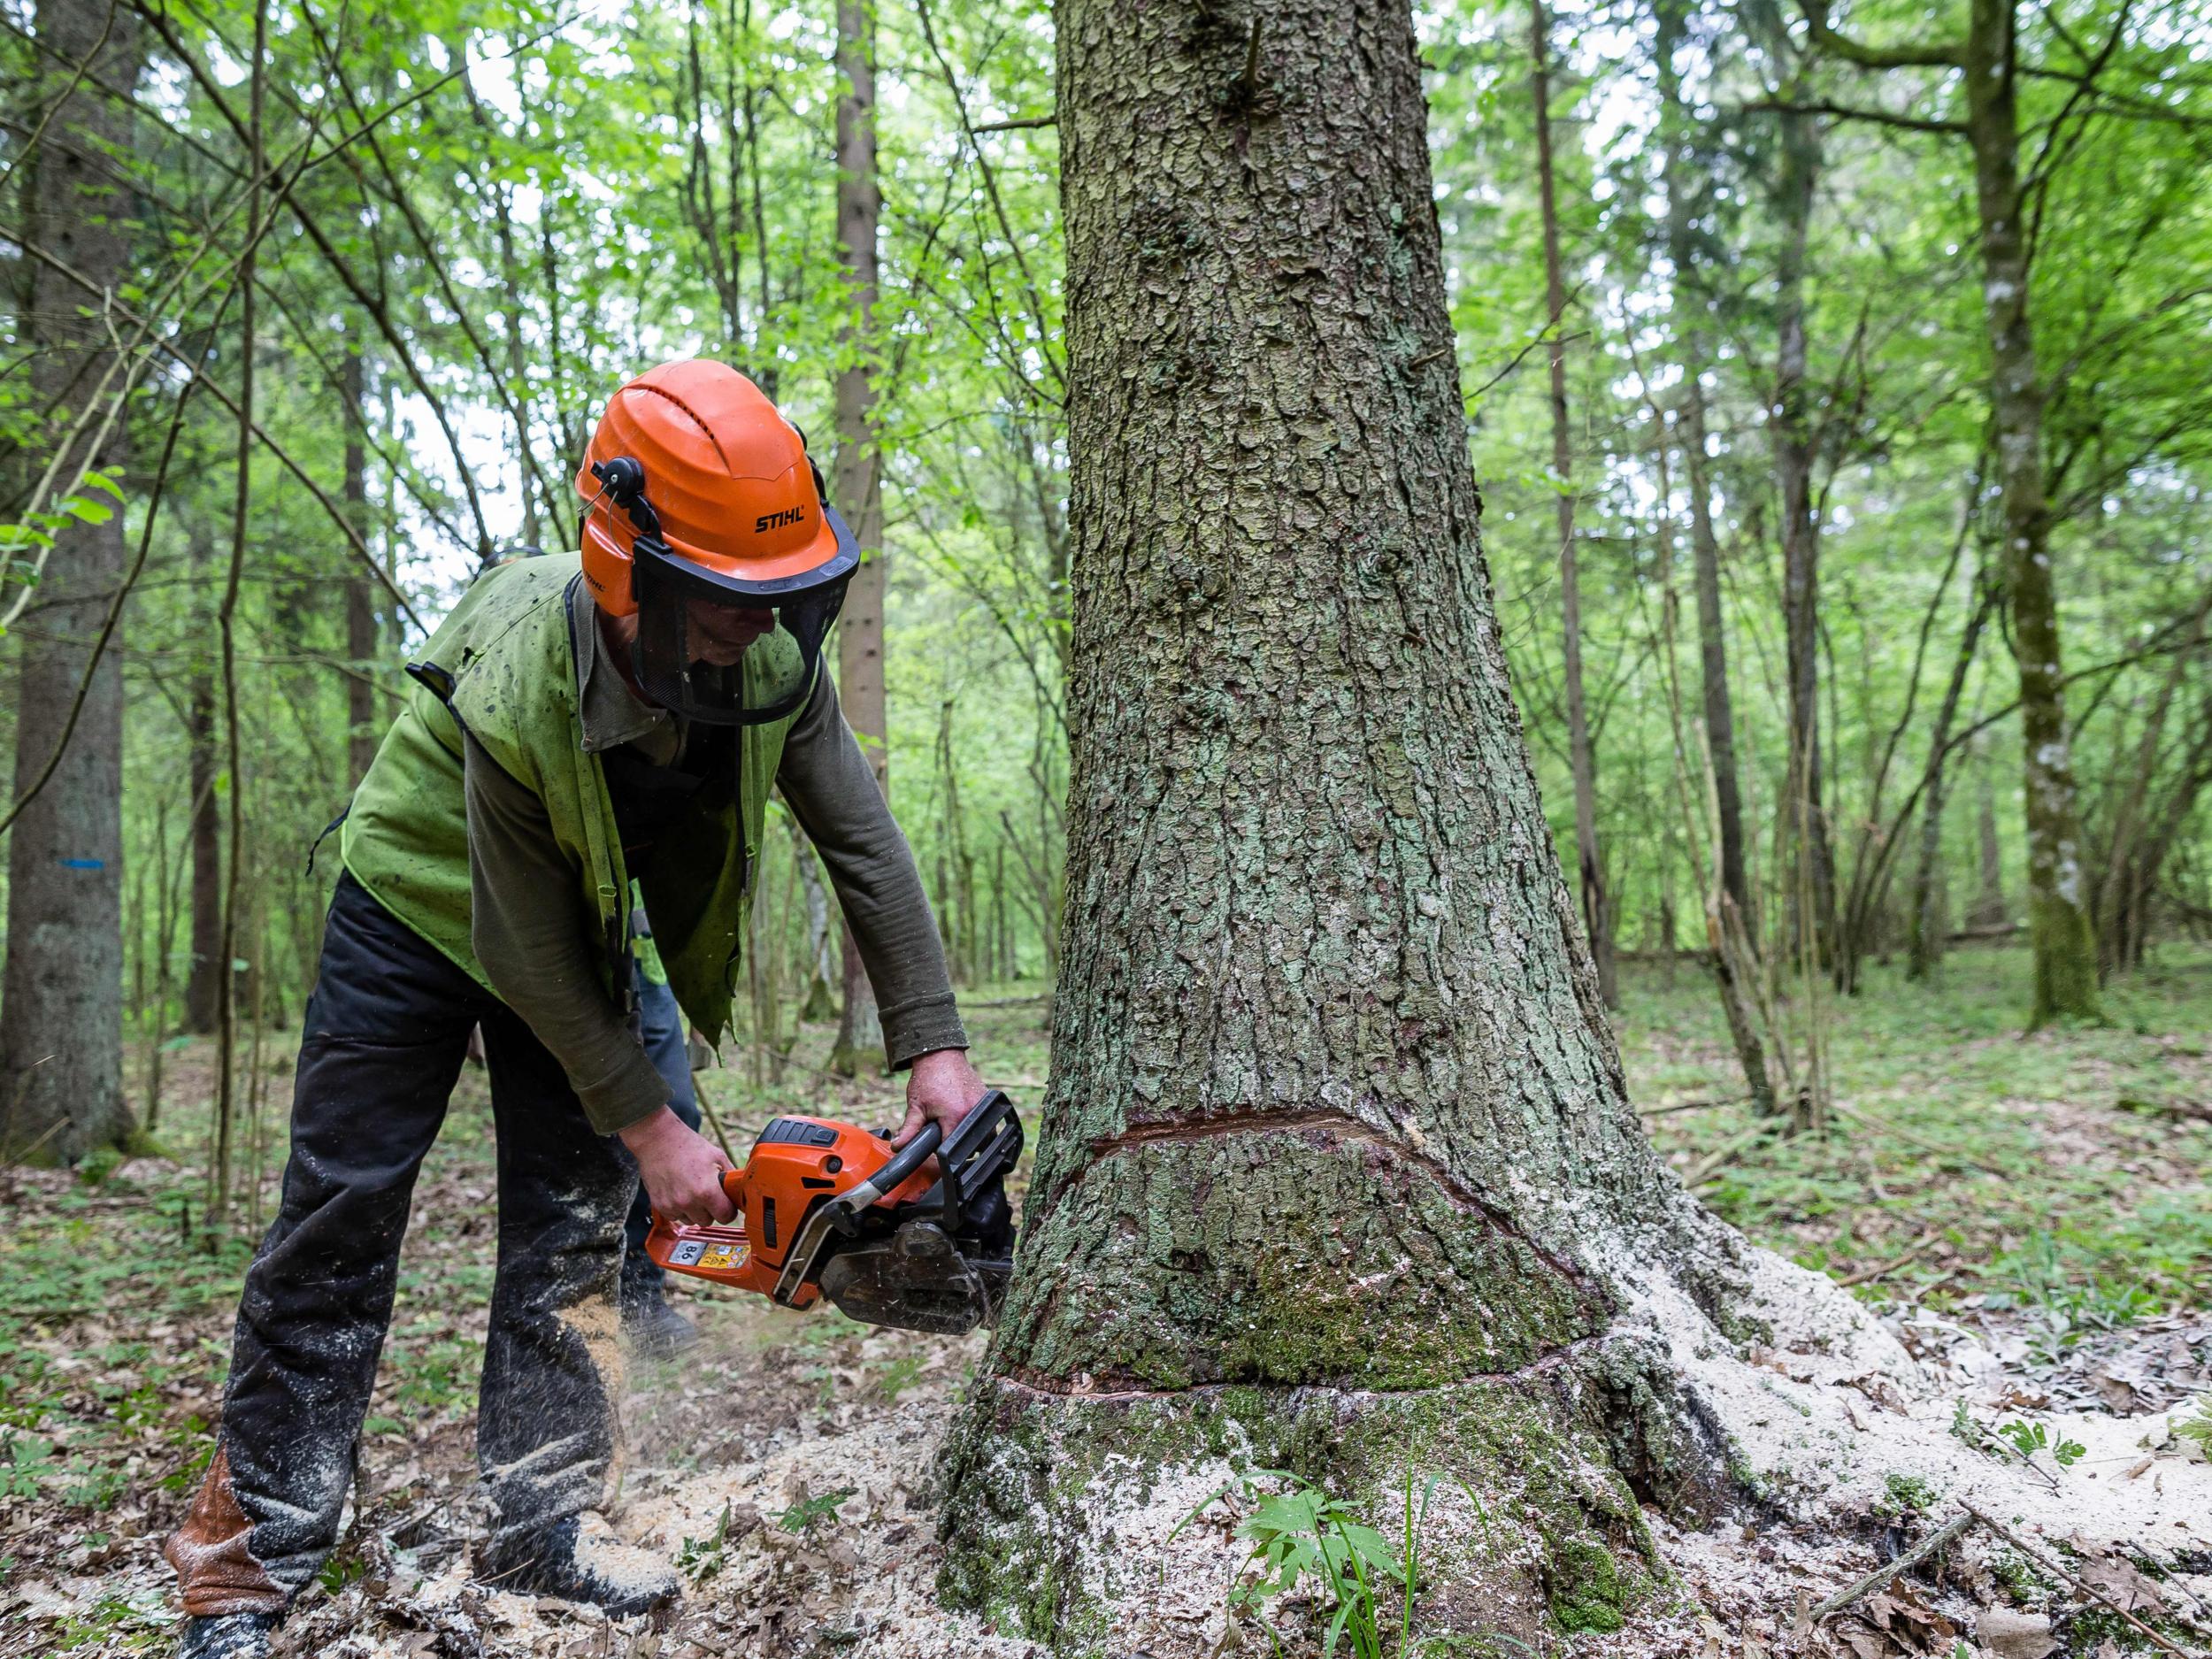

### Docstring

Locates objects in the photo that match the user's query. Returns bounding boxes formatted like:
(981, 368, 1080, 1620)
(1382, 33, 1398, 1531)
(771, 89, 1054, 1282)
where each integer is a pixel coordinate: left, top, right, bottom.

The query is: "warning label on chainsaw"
(671, 1239, 747, 1271)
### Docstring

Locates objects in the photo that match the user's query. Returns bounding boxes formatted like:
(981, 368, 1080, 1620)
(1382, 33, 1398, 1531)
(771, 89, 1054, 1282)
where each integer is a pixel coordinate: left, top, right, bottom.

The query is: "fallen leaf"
(2079, 1556, 2167, 1615)
(2093, 1371, 2139, 1413)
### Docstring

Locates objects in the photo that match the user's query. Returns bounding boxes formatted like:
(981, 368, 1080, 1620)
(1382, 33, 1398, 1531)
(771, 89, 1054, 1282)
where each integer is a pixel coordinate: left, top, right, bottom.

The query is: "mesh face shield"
(595, 456, 858, 727)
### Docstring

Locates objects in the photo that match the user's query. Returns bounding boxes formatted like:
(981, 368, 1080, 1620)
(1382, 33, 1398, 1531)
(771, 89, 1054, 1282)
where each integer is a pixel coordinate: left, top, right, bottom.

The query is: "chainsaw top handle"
(825, 1118, 942, 1236)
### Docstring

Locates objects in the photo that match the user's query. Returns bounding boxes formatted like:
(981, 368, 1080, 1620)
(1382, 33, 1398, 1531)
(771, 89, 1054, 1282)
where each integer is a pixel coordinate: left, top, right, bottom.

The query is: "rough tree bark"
(1530, 0, 1615, 1009)
(932, 0, 1894, 1642)
(827, 0, 887, 1075)
(1, 0, 145, 1162)
(1962, 0, 2099, 1023)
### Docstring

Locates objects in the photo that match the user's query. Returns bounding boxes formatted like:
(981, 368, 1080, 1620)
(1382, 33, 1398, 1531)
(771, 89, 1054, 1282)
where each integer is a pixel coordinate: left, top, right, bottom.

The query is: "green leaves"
(1177, 1468, 1455, 1659)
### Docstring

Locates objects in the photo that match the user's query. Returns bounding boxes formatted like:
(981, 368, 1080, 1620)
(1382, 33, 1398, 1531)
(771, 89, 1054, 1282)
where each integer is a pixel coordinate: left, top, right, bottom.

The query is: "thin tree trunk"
(2091, 593, 2210, 976)
(344, 334, 379, 786)
(1770, 109, 1837, 971)
(1907, 583, 1995, 979)
(1970, 741, 2007, 926)
(1, 0, 145, 1163)
(185, 586, 224, 1033)
(1963, 0, 2098, 1022)
(941, 0, 1774, 1629)
(828, 0, 888, 1075)
(209, 0, 267, 1225)
(1530, 0, 1614, 1008)
(145, 787, 180, 1132)
(1657, 0, 1771, 1108)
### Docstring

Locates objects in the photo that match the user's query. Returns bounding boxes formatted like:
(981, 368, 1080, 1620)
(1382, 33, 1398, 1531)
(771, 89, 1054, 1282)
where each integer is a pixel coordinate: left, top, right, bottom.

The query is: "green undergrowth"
(1621, 944, 2212, 1321)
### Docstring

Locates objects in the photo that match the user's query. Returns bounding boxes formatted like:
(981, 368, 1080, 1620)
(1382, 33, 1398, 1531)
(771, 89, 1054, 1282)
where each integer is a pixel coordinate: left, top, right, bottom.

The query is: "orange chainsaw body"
(642, 1116, 935, 1308)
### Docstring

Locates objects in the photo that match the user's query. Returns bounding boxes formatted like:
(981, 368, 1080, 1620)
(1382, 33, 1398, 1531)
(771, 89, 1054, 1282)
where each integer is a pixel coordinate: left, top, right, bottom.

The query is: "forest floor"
(2, 942, 2209, 1658)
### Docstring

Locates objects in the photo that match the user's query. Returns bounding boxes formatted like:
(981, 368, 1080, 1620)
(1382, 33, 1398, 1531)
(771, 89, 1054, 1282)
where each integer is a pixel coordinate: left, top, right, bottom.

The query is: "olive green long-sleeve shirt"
(462, 585, 964, 1135)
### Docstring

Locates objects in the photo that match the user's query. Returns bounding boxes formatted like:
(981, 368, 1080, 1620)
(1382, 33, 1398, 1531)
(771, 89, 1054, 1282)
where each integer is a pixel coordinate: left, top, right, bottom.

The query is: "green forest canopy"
(3, 0, 2209, 1144)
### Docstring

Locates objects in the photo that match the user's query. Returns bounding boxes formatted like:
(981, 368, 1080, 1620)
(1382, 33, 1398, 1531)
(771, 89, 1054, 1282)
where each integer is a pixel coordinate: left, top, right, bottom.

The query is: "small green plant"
(316, 1551, 369, 1594)
(2174, 1395, 2212, 1454)
(1948, 1399, 1993, 1455)
(1171, 1467, 1473, 1658)
(776, 1486, 854, 1534)
(1, 1431, 51, 1497)
(52, 1590, 167, 1653)
(872, 1352, 926, 1402)
(678, 1502, 738, 1582)
(1995, 1418, 2085, 1468)
(1880, 1472, 1939, 1515)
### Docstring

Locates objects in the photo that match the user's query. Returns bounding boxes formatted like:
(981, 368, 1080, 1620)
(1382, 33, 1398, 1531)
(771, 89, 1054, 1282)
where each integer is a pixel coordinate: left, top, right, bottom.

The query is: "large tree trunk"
(1963, 0, 2098, 1023)
(1530, 0, 1614, 1009)
(1, 0, 144, 1163)
(1770, 109, 1838, 971)
(827, 0, 887, 1074)
(932, 0, 1903, 1640)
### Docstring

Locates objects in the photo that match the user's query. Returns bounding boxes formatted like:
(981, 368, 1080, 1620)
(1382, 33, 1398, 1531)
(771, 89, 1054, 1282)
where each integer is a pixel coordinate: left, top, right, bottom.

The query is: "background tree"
(0, 0, 145, 1163)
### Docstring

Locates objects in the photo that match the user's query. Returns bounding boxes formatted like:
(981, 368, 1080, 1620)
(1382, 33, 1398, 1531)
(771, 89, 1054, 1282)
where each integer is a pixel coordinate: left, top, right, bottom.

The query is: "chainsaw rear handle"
(920, 1088, 1022, 1233)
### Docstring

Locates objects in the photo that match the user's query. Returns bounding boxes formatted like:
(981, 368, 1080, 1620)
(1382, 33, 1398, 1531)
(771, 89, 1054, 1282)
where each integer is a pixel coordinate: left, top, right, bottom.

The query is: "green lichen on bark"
(993, 1126, 1610, 1391)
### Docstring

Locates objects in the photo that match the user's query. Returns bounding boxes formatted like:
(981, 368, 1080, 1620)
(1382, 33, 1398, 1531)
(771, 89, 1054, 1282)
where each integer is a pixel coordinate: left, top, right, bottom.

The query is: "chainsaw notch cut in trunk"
(932, 0, 1938, 1647)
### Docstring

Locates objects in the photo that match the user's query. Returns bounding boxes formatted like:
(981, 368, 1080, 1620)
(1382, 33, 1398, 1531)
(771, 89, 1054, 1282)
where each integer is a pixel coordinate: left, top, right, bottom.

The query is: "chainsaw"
(643, 1089, 1022, 1335)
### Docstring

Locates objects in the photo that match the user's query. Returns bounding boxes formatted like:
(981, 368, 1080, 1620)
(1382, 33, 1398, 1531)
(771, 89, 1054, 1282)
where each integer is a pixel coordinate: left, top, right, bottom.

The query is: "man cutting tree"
(165, 359, 984, 1657)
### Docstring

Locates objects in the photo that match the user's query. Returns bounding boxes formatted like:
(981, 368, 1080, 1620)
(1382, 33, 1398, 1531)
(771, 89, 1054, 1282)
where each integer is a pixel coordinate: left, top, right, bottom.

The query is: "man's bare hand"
(619, 1107, 735, 1224)
(893, 1048, 987, 1148)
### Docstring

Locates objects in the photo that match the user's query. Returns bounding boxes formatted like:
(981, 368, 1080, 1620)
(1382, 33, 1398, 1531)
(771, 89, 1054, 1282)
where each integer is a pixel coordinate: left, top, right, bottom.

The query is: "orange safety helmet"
(576, 359, 856, 726)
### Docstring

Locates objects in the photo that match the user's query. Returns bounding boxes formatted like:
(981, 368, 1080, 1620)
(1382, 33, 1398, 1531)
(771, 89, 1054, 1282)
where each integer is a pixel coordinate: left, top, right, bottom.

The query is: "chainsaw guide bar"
(644, 1090, 1022, 1335)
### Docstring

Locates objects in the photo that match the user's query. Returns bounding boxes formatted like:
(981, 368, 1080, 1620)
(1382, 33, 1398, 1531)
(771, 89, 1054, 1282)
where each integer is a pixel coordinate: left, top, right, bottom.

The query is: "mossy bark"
(1962, 0, 2099, 1026)
(936, 0, 1756, 1645)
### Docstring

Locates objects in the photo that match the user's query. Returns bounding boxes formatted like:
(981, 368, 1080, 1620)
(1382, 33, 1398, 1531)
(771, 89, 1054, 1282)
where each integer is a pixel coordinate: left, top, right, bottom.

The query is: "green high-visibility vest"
(341, 554, 800, 1046)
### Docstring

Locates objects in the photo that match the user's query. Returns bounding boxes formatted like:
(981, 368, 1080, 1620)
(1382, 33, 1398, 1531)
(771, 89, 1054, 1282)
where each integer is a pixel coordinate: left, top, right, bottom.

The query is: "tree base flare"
(935, 1329, 1732, 1654)
(937, 1233, 2212, 1655)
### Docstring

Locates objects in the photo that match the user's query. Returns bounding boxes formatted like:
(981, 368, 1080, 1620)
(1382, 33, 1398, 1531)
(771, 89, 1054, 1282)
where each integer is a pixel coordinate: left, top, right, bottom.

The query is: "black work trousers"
(166, 872, 641, 1614)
